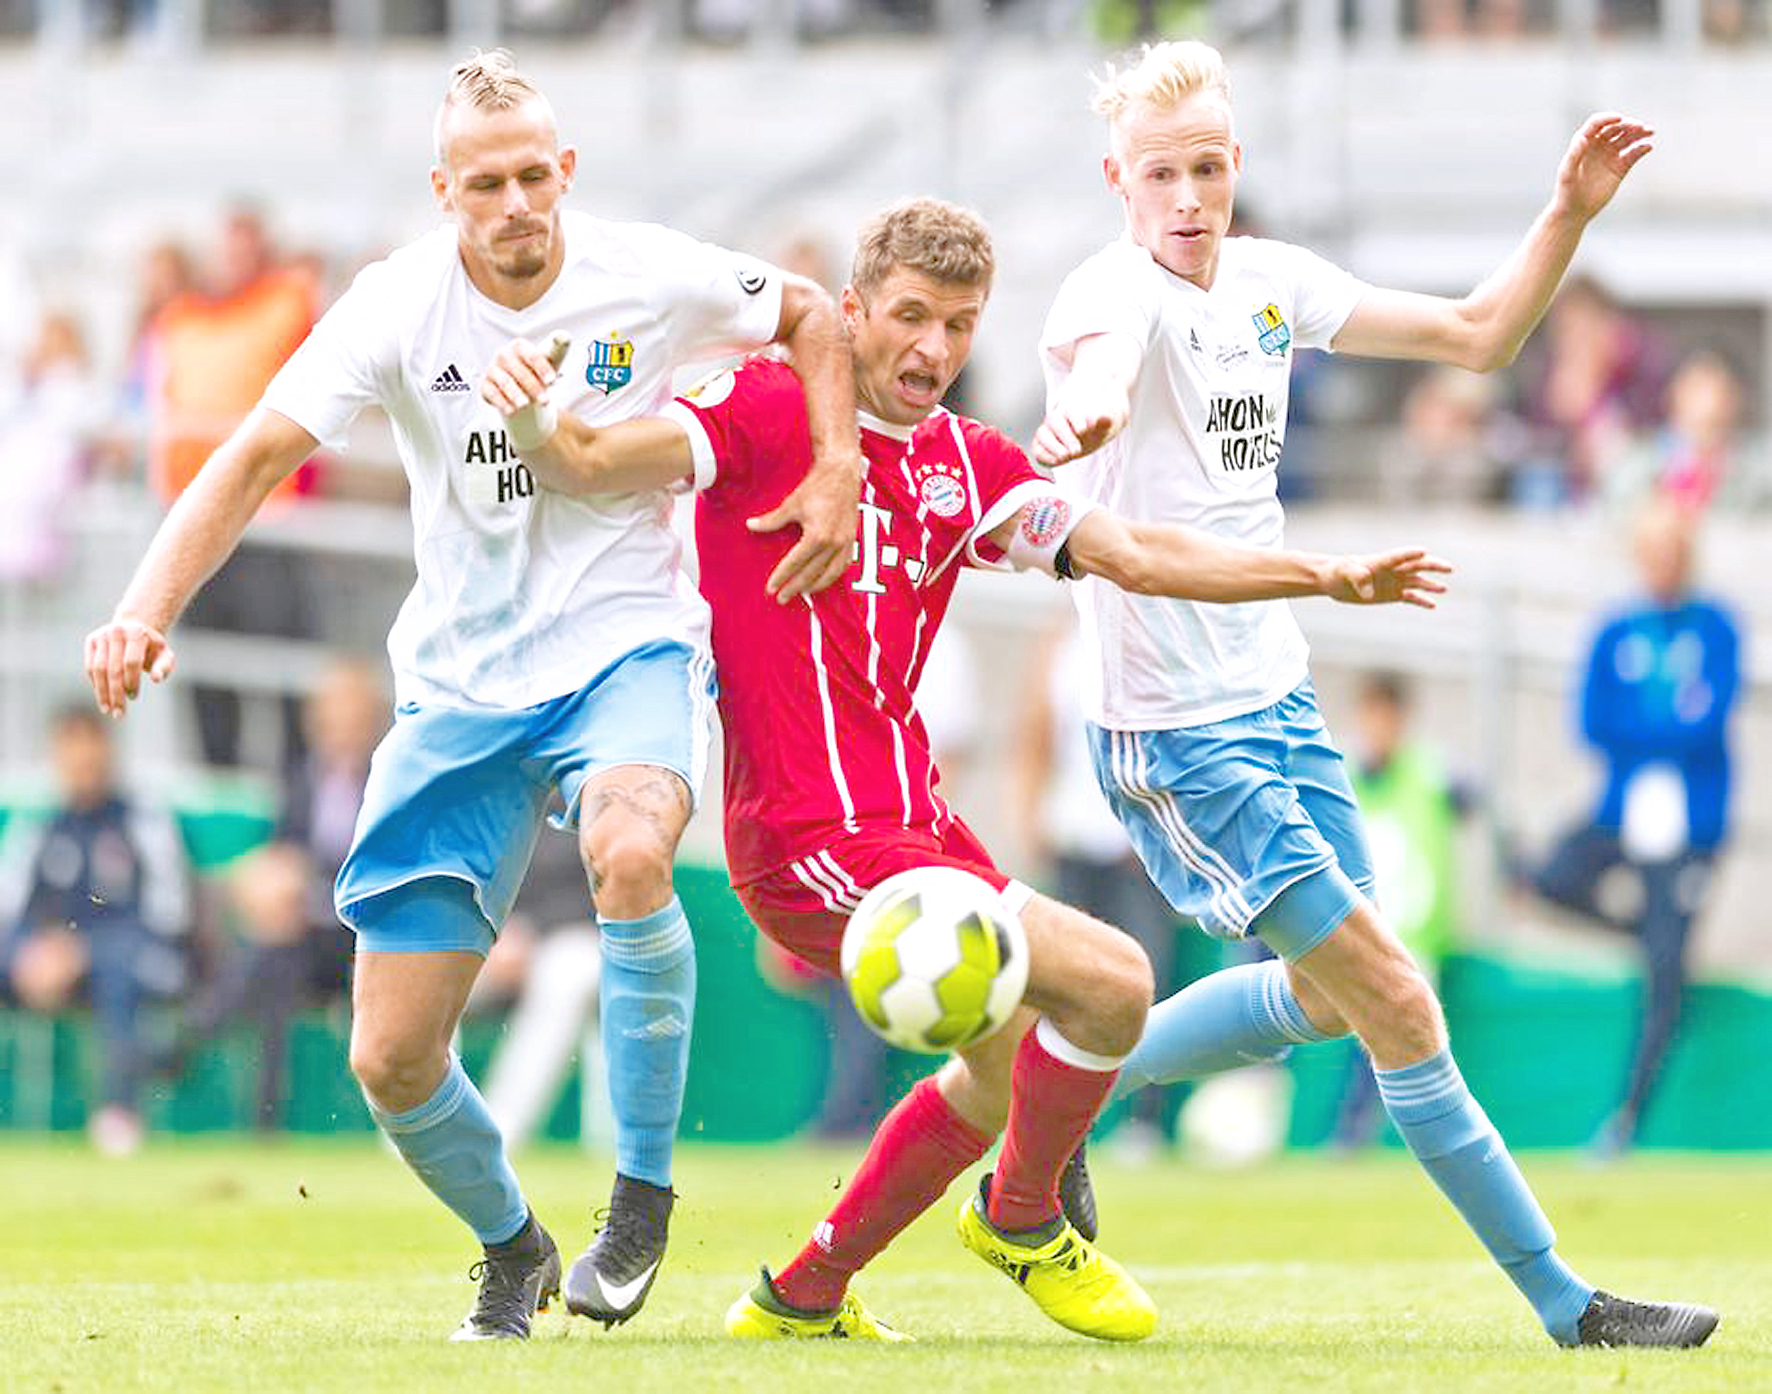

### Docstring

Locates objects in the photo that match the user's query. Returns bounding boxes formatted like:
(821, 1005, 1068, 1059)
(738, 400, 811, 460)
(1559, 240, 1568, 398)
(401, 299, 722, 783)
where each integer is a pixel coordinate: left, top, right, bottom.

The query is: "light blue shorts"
(338, 639, 715, 954)
(1088, 681, 1375, 961)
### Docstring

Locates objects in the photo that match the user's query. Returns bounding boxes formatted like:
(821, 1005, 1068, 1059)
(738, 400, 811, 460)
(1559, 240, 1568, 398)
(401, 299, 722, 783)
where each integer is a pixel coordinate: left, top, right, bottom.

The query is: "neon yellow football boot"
(957, 1175, 1156, 1342)
(724, 1266, 915, 1342)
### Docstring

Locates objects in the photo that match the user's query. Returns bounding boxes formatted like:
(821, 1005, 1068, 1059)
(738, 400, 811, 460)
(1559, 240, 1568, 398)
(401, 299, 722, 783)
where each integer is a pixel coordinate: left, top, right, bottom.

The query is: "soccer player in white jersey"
(82, 50, 862, 1342)
(1036, 40, 1717, 1349)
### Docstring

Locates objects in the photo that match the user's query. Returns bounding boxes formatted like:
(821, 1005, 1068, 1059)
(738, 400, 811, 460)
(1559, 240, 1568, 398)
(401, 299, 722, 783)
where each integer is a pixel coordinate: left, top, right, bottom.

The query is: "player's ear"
(1102, 153, 1123, 197)
(558, 145, 577, 189)
(1232, 140, 1244, 175)
(430, 163, 452, 213)
(839, 283, 864, 335)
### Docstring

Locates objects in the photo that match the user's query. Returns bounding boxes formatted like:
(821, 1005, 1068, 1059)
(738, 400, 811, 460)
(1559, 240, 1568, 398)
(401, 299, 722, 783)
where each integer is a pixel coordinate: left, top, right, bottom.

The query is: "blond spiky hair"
(1090, 40, 1231, 123)
(851, 197, 995, 298)
(433, 48, 555, 165)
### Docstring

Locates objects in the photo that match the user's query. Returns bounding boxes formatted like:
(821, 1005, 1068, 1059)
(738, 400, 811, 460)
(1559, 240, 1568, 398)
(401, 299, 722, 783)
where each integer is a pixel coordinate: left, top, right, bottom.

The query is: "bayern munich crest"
(1020, 496, 1071, 546)
(918, 472, 966, 518)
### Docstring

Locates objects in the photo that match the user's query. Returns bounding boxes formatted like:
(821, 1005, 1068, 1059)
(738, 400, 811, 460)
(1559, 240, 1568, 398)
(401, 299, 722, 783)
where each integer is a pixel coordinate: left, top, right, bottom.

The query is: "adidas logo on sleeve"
(430, 364, 471, 393)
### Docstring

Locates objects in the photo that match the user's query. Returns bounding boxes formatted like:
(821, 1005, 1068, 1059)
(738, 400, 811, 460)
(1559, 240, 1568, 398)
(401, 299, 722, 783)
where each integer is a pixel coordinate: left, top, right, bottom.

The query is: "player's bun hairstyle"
(1090, 39, 1232, 123)
(434, 48, 555, 164)
(851, 197, 995, 300)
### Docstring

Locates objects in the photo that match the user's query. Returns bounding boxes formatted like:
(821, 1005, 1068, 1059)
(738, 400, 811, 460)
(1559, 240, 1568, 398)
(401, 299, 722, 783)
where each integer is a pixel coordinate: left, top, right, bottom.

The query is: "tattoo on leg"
(578, 771, 691, 901)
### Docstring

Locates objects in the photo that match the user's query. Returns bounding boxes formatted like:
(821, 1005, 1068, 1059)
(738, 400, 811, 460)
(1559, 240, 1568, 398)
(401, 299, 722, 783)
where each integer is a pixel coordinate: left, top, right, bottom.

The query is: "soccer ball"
(840, 866, 1029, 1053)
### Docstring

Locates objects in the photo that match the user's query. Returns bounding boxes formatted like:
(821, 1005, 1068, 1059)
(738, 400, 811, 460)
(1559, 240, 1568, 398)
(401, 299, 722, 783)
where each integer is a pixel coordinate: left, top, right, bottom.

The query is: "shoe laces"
(588, 1200, 659, 1273)
(465, 1247, 536, 1327)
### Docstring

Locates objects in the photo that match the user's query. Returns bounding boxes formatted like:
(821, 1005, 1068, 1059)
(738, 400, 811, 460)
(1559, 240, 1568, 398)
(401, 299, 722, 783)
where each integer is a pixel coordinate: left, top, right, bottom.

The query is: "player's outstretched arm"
(1332, 113, 1653, 372)
(747, 273, 862, 603)
(480, 337, 694, 493)
(85, 406, 318, 718)
(1033, 332, 1143, 467)
(1056, 510, 1450, 607)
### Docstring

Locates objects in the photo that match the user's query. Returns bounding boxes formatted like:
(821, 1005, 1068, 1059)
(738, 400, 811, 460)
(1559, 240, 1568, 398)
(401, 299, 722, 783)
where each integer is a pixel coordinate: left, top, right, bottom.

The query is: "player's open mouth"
(899, 370, 941, 402)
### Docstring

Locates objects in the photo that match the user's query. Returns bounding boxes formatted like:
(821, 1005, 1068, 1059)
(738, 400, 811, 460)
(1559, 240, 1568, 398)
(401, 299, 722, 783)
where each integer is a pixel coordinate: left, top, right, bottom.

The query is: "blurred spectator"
(152, 657, 386, 1127)
(0, 309, 106, 584)
(1605, 348, 1766, 515)
(1411, 0, 1535, 40)
(1330, 673, 1465, 1149)
(1013, 616, 1182, 1160)
(1378, 364, 1510, 505)
(117, 240, 195, 434)
(1512, 274, 1667, 507)
(1092, 0, 1205, 45)
(1521, 501, 1742, 1156)
(143, 205, 322, 770)
(1700, 0, 1764, 43)
(0, 706, 192, 1154)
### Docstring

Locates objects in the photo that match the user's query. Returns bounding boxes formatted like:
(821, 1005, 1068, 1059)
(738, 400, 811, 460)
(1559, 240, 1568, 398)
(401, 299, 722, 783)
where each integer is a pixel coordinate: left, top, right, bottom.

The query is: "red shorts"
(736, 818, 1012, 978)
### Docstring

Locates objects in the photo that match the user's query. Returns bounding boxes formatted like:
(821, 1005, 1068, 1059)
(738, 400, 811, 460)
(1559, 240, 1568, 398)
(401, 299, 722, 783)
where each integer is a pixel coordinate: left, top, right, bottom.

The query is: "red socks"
(773, 1076, 991, 1313)
(987, 1021, 1120, 1233)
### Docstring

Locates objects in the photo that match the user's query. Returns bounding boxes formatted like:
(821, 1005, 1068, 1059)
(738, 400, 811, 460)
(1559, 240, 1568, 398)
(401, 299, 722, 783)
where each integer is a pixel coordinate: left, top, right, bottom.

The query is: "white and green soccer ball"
(840, 866, 1029, 1054)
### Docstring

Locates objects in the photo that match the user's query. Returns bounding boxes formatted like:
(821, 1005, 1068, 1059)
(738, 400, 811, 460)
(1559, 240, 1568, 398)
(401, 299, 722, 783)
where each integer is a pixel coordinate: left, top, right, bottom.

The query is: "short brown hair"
(434, 48, 554, 165)
(850, 198, 994, 300)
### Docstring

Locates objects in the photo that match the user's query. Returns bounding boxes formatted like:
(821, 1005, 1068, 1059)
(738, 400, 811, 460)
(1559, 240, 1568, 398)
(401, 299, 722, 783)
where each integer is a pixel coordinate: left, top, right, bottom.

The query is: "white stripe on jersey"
(815, 851, 869, 907)
(803, 598, 860, 834)
(1110, 729, 1254, 934)
(789, 857, 853, 912)
(859, 473, 914, 827)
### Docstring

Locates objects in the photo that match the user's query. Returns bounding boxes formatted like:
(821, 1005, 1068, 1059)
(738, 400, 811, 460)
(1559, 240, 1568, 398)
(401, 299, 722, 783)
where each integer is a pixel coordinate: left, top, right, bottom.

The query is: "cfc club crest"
(1252, 303, 1291, 356)
(586, 335, 635, 394)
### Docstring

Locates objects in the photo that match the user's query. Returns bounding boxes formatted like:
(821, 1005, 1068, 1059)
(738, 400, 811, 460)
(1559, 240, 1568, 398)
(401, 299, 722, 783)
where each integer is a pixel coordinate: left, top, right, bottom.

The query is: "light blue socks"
(598, 896, 696, 1189)
(1376, 1048, 1594, 1344)
(370, 1055, 527, 1245)
(1114, 960, 1333, 1100)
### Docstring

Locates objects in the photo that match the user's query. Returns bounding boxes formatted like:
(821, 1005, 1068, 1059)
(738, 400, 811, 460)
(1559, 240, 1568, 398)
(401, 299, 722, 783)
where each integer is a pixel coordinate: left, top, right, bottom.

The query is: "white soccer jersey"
(1041, 234, 1367, 730)
(262, 210, 782, 711)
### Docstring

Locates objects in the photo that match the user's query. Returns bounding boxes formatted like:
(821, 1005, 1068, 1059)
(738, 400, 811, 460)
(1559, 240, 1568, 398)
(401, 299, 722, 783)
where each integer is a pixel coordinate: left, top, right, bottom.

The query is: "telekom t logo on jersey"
(852, 503, 928, 593)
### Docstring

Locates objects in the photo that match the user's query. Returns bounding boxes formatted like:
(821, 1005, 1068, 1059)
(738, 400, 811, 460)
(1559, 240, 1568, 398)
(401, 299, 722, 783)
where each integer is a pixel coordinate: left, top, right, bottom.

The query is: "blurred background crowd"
(0, 1, 1766, 1159)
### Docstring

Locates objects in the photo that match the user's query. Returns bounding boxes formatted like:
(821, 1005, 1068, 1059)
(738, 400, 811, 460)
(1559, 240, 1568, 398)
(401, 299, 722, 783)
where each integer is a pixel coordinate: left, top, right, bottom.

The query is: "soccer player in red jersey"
(481, 198, 1446, 1341)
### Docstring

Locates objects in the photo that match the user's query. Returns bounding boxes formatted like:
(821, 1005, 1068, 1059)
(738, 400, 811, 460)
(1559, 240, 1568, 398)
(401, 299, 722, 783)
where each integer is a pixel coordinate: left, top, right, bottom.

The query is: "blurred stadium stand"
(2, 1, 1769, 1142)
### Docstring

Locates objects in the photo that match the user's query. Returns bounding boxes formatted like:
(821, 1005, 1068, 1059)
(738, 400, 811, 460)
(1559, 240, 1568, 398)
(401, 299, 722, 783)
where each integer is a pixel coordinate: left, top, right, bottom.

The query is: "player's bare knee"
(1361, 965, 1447, 1064)
(349, 1028, 441, 1112)
(1394, 971, 1448, 1058)
(1088, 930, 1153, 1056)
(581, 827, 674, 921)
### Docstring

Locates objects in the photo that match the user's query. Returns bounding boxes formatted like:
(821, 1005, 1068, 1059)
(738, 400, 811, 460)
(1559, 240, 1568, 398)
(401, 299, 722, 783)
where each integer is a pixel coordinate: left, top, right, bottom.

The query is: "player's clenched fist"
(84, 617, 175, 718)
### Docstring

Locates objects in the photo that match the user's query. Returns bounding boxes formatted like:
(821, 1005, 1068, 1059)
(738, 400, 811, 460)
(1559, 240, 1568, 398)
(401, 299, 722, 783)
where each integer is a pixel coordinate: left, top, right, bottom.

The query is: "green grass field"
(2, 1137, 1767, 1392)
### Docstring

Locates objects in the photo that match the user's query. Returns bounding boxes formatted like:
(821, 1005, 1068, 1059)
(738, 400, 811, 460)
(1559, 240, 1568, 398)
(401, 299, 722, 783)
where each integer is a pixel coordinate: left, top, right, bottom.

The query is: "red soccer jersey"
(672, 356, 1050, 888)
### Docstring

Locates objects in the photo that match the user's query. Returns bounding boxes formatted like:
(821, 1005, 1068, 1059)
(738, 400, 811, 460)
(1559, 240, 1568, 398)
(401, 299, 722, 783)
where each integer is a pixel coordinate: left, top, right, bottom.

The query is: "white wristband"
(505, 333, 571, 453)
(506, 399, 558, 453)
